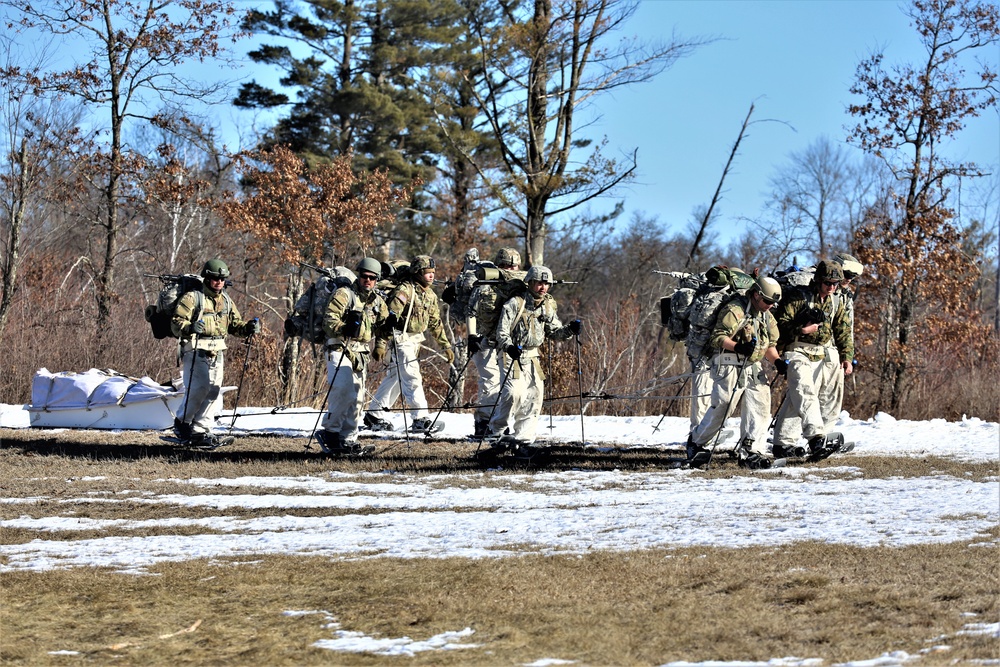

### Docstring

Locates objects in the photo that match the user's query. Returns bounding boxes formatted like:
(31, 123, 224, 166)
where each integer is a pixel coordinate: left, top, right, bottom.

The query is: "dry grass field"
(1, 428, 997, 666)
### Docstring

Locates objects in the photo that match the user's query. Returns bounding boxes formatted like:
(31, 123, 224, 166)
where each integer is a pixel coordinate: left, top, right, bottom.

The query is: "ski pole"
(228, 331, 256, 432)
(475, 346, 519, 452)
(573, 329, 585, 445)
(653, 352, 712, 433)
(425, 350, 475, 439)
(306, 342, 351, 451)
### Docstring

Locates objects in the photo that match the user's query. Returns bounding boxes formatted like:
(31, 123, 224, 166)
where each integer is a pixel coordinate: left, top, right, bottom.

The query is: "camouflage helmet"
(410, 255, 436, 272)
(752, 276, 782, 305)
(814, 260, 845, 284)
(355, 257, 382, 279)
(525, 265, 553, 284)
(493, 247, 521, 269)
(201, 259, 230, 280)
(833, 252, 864, 278)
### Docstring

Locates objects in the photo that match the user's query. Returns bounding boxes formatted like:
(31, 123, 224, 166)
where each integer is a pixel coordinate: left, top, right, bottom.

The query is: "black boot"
(173, 418, 193, 441)
(315, 429, 341, 454)
(363, 412, 393, 432)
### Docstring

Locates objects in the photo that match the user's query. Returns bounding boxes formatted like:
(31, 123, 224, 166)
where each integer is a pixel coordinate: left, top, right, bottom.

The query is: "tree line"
(1, 0, 997, 422)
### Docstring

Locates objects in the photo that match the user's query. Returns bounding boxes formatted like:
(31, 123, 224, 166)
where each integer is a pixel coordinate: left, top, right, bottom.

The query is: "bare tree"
(847, 0, 999, 411)
(461, 0, 710, 265)
(0, 39, 84, 341)
(4, 0, 241, 338)
(767, 136, 854, 258)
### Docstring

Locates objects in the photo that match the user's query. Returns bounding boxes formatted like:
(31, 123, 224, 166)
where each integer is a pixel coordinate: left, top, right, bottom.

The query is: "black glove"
(246, 317, 261, 335)
(283, 317, 297, 336)
(796, 306, 826, 327)
(568, 319, 582, 336)
(342, 310, 362, 339)
(441, 283, 456, 304)
(774, 358, 788, 376)
(385, 311, 404, 331)
(191, 320, 207, 335)
(468, 334, 482, 355)
(733, 338, 756, 356)
(505, 344, 522, 360)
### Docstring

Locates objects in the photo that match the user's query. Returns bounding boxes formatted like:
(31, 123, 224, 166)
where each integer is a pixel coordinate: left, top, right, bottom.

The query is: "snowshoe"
(162, 433, 234, 450)
(737, 449, 772, 470)
(363, 413, 393, 432)
(190, 433, 235, 450)
(410, 417, 445, 435)
(472, 439, 510, 463)
(807, 432, 845, 462)
(315, 430, 375, 457)
(511, 443, 548, 465)
(686, 446, 712, 469)
(772, 443, 807, 459)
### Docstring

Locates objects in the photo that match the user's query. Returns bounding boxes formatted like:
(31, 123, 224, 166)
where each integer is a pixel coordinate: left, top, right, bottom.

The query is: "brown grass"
(1, 545, 997, 666)
(1, 429, 998, 666)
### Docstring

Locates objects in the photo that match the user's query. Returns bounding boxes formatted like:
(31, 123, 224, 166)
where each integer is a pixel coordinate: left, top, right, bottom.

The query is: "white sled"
(28, 368, 186, 431)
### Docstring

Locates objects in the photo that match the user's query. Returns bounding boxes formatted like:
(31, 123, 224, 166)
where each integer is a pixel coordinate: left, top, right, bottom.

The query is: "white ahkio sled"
(27, 367, 232, 431)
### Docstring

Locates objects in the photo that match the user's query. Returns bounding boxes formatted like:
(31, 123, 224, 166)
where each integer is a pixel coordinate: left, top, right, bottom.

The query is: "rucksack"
(471, 266, 527, 339)
(442, 260, 498, 321)
(659, 265, 756, 358)
(144, 273, 205, 340)
(775, 264, 815, 289)
(287, 266, 357, 344)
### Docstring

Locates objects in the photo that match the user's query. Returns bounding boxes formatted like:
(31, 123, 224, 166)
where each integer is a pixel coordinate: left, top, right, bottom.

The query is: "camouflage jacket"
(323, 283, 388, 346)
(709, 294, 780, 364)
(495, 290, 572, 353)
(775, 285, 854, 362)
(384, 280, 449, 349)
(171, 286, 250, 351)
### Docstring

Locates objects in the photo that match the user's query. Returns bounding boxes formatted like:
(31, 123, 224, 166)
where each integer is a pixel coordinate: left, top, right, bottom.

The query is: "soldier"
(771, 260, 855, 460)
(487, 265, 580, 451)
(171, 259, 259, 448)
(686, 276, 784, 469)
(830, 251, 864, 418)
(314, 257, 390, 454)
(833, 252, 864, 330)
(467, 247, 525, 437)
(364, 255, 455, 433)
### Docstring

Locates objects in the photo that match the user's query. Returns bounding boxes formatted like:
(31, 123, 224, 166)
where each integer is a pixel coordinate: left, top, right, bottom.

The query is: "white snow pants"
(321, 345, 367, 443)
(489, 351, 543, 443)
(773, 345, 843, 447)
(691, 353, 771, 455)
(368, 332, 428, 421)
(179, 349, 225, 435)
(472, 346, 503, 423)
(689, 357, 713, 432)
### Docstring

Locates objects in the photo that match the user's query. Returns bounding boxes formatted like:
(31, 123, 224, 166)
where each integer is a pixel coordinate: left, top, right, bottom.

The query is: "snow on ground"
(2, 403, 998, 665)
(1, 403, 996, 573)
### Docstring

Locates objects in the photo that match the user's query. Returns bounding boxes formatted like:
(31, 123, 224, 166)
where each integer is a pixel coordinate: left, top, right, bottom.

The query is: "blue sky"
(582, 0, 999, 246)
(13, 0, 993, 251)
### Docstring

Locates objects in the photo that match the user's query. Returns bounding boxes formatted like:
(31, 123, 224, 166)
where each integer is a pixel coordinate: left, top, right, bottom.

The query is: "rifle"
(474, 279, 579, 286)
(300, 261, 336, 277)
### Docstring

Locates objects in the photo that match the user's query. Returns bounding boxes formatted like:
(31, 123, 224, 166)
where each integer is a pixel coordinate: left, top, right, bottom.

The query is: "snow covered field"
(1, 404, 997, 665)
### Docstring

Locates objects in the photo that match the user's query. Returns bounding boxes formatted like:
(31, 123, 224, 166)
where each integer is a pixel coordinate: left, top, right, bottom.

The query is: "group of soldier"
(168, 250, 581, 457)
(167, 247, 862, 466)
(684, 253, 863, 469)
